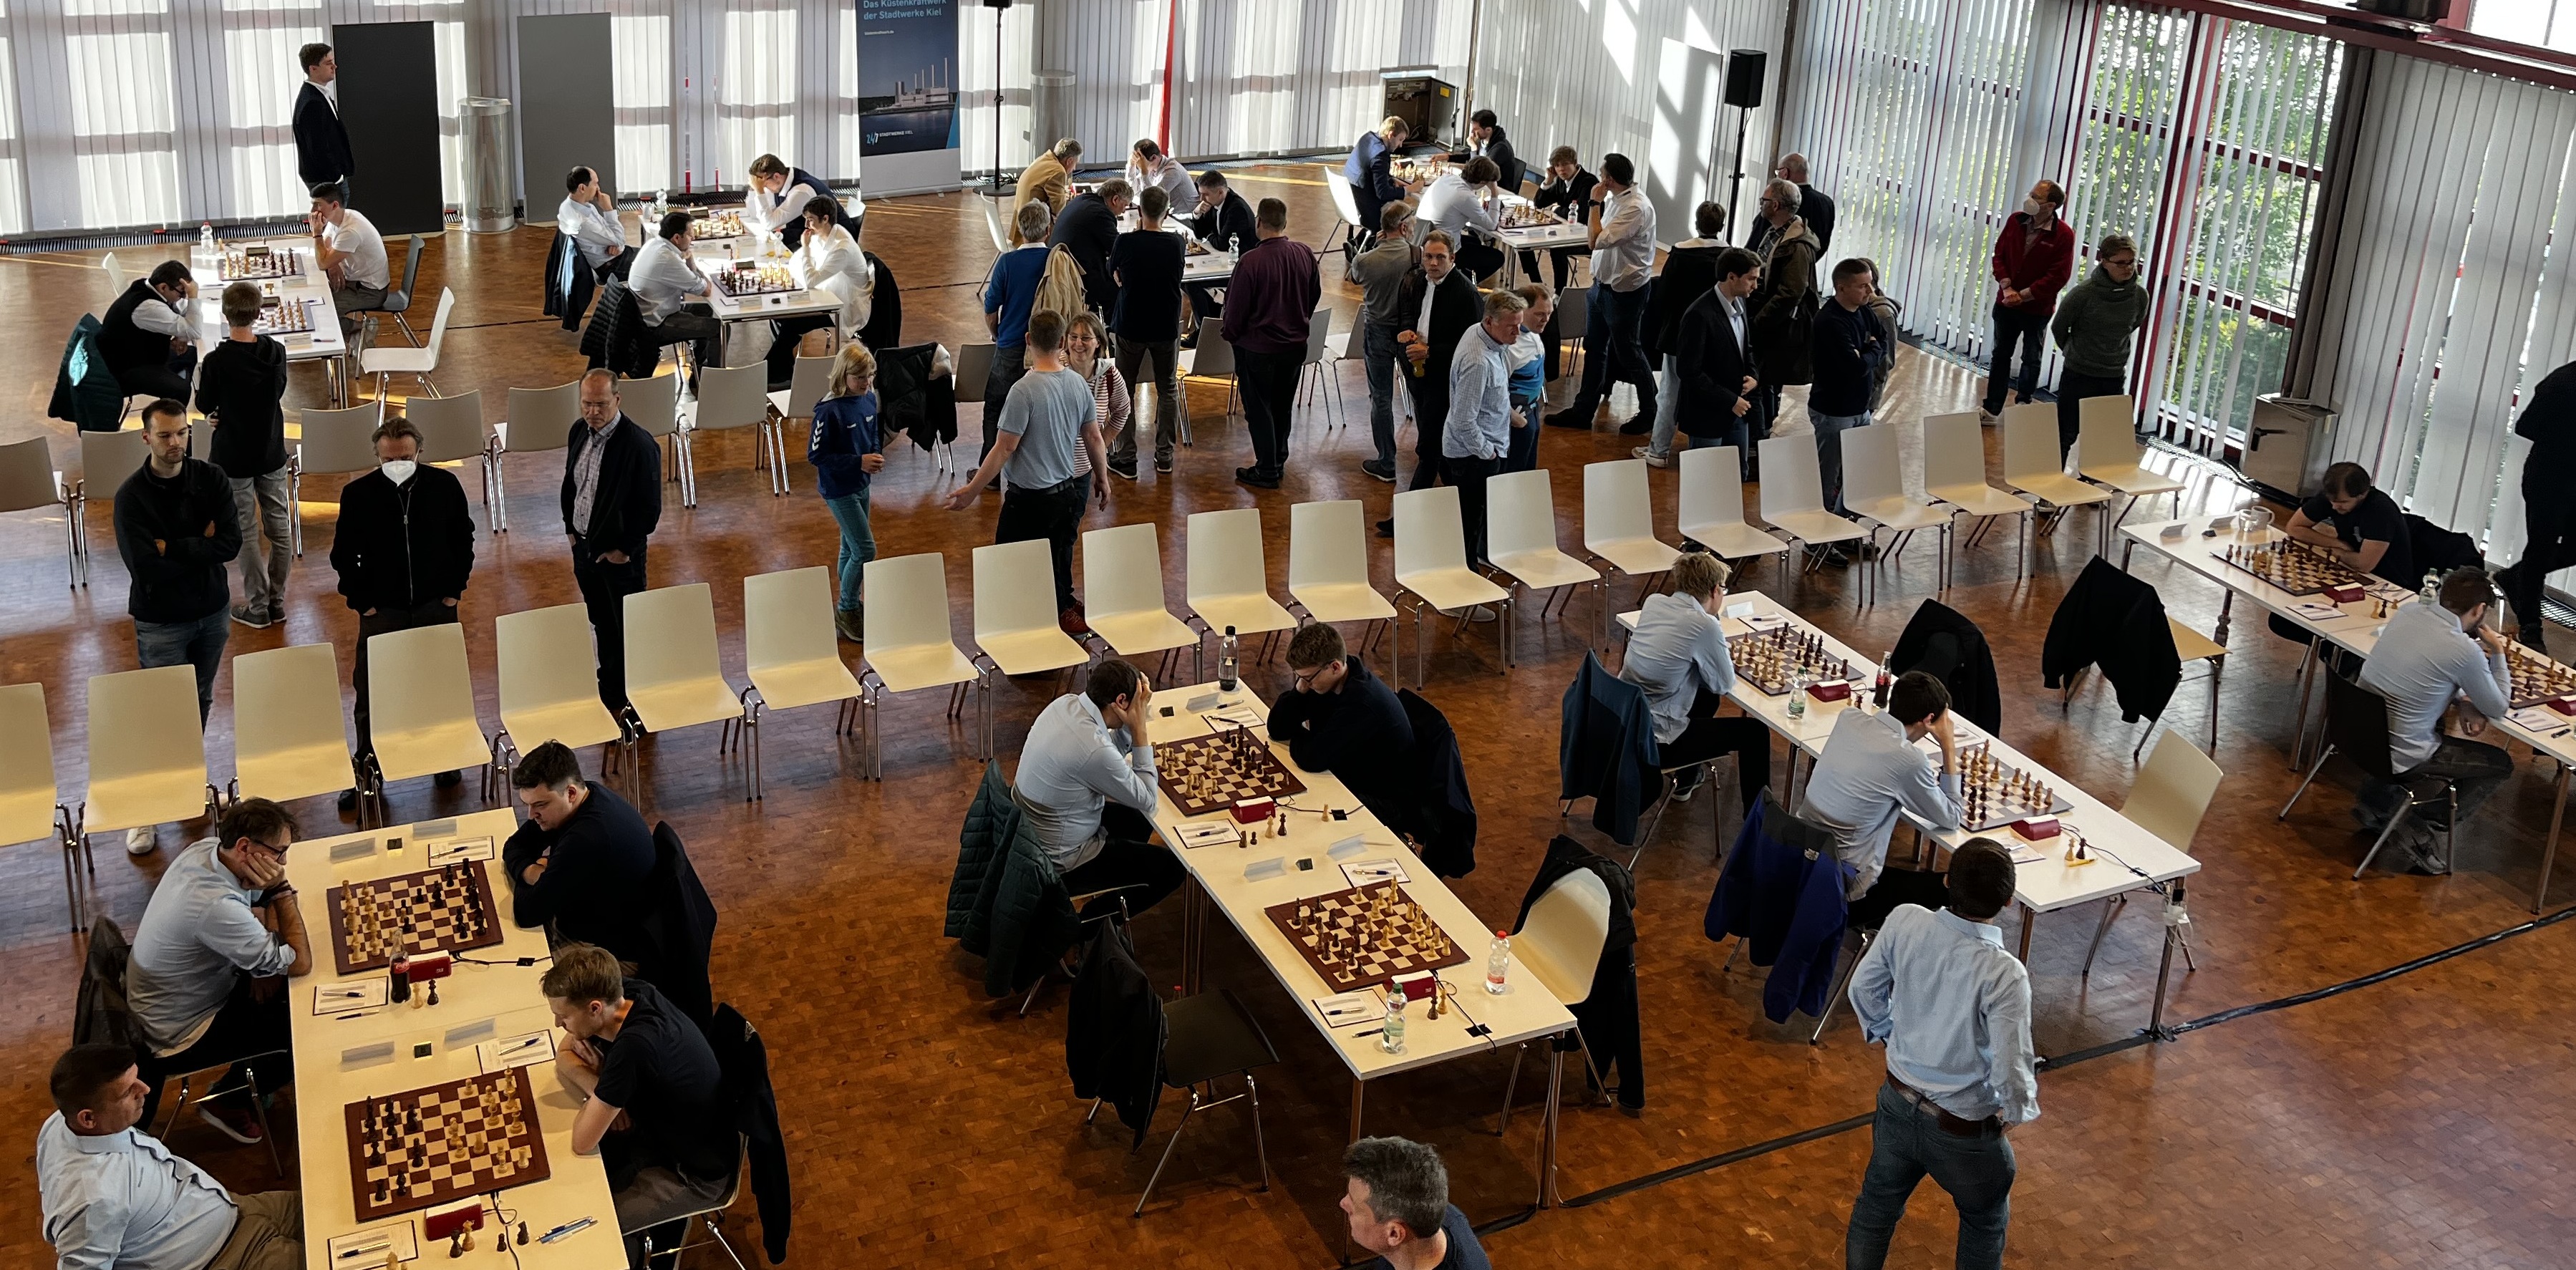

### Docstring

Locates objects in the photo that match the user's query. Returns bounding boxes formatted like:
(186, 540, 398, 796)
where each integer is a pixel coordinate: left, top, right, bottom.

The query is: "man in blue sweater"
(1809, 258, 1887, 523)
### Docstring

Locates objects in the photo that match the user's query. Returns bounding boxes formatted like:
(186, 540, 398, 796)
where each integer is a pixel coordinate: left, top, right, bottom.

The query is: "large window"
(720, 4, 795, 178)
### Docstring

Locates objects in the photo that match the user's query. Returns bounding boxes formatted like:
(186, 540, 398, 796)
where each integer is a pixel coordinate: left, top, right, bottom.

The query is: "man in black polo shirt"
(542, 943, 736, 1248)
(2272, 460, 2414, 648)
(1269, 624, 1416, 832)
(503, 742, 654, 966)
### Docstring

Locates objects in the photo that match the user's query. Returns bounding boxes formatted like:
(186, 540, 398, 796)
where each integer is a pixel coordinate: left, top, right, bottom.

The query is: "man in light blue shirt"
(1011, 659, 1183, 916)
(1844, 839, 2035, 1270)
(1443, 289, 1524, 571)
(122, 800, 310, 1143)
(2355, 567, 2516, 873)
(1617, 551, 1772, 802)
(1802, 671, 1964, 915)
(38, 1042, 304, 1270)
(557, 165, 631, 281)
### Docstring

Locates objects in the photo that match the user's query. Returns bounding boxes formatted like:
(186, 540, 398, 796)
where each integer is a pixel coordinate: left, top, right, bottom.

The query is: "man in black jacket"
(2500, 358, 2576, 647)
(1269, 624, 1415, 831)
(115, 401, 240, 736)
(292, 43, 352, 201)
(1632, 201, 1731, 440)
(1467, 110, 1521, 193)
(563, 369, 663, 716)
(1182, 170, 1257, 337)
(1644, 247, 1762, 473)
(503, 742, 654, 964)
(197, 283, 292, 630)
(1380, 232, 1483, 530)
(1779, 153, 1834, 253)
(331, 412, 475, 805)
(1047, 180, 1129, 316)
(1808, 258, 1887, 519)
(99, 262, 201, 402)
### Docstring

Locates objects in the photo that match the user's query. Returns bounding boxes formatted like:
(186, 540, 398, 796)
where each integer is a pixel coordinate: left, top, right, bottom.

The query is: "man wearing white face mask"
(330, 414, 477, 813)
(1980, 180, 2075, 422)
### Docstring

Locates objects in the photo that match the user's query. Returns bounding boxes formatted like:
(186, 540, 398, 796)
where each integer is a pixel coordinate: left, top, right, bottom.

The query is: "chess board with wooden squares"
(1264, 883, 1468, 994)
(712, 264, 796, 297)
(1726, 625, 1858, 696)
(343, 1067, 550, 1223)
(251, 297, 316, 336)
(1156, 725, 1307, 818)
(2215, 540, 2360, 597)
(689, 213, 747, 240)
(2505, 644, 2576, 709)
(325, 861, 504, 976)
(1957, 742, 2074, 833)
(218, 247, 301, 281)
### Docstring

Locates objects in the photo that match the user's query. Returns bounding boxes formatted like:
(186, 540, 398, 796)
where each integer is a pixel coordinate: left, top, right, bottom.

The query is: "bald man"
(1779, 153, 1834, 253)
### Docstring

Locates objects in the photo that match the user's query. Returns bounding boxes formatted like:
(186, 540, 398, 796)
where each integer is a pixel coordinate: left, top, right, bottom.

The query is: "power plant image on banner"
(858, 0, 961, 157)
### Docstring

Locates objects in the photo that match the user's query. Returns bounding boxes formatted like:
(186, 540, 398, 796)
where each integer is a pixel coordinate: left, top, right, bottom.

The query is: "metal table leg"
(1539, 1040, 1566, 1208)
(2536, 765, 2567, 915)
(2017, 905, 2035, 962)
(2149, 878, 2185, 1037)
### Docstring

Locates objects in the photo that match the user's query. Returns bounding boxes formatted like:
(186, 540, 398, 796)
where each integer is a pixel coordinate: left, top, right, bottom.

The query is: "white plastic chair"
(364, 622, 497, 822)
(1176, 318, 1238, 425)
(0, 436, 80, 587)
(1184, 508, 1295, 664)
(0, 682, 79, 931)
(1392, 486, 1511, 686)
(495, 603, 633, 798)
(1081, 524, 1202, 679)
(689, 363, 790, 497)
(359, 286, 454, 397)
(972, 539, 1088, 679)
(288, 402, 384, 560)
(79, 666, 218, 855)
(1840, 425, 1952, 607)
(2083, 732, 2222, 977)
(1582, 458, 1679, 641)
(624, 583, 760, 801)
(1486, 468, 1604, 646)
(619, 373, 692, 506)
(2001, 402, 2111, 556)
(861, 553, 989, 778)
(1287, 500, 1396, 666)
(2077, 394, 2185, 525)
(1496, 868, 1613, 1131)
(230, 643, 356, 807)
(102, 252, 125, 297)
(744, 567, 864, 782)
(1324, 167, 1365, 253)
(1676, 445, 1790, 568)
(1296, 309, 1344, 422)
(490, 382, 581, 533)
(1756, 435, 1868, 593)
(1921, 411, 2033, 583)
(405, 391, 496, 525)
(769, 352, 836, 423)
(73, 428, 148, 570)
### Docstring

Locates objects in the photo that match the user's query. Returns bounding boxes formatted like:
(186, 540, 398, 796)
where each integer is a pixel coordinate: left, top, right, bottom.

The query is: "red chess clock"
(2011, 816, 2061, 840)
(422, 1204, 483, 1243)
(1806, 681, 1851, 703)
(2323, 583, 2365, 604)
(405, 952, 454, 982)
(2549, 697, 2576, 716)
(1232, 796, 1277, 824)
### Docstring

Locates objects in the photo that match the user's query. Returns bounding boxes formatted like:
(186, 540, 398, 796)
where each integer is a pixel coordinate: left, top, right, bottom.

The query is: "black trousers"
(994, 475, 1088, 612)
(2508, 481, 2576, 632)
(1982, 301, 2048, 413)
(1454, 238, 1506, 284)
(1451, 454, 1501, 569)
(573, 546, 649, 714)
(2056, 369, 2126, 458)
(1660, 689, 1773, 795)
(594, 251, 636, 283)
(1236, 346, 1304, 479)
(767, 312, 837, 384)
(643, 304, 722, 387)
(140, 973, 294, 1128)
(1408, 374, 1451, 490)
(1847, 866, 1952, 934)
(115, 350, 197, 406)
(353, 598, 460, 758)
(1062, 804, 1186, 917)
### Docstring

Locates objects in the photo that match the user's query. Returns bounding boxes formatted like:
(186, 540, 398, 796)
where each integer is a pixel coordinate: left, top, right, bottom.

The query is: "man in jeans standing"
(1345, 202, 1418, 483)
(1222, 198, 1320, 490)
(1980, 180, 2075, 420)
(1809, 258, 1888, 522)
(1544, 152, 1657, 432)
(945, 310, 1108, 635)
(331, 414, 475, 813)
(1107, 185, 1187, 480)
(114, 401, 241, 851)
(1443, 289, 1524, 573)
(1843, 838, 2036, 1270)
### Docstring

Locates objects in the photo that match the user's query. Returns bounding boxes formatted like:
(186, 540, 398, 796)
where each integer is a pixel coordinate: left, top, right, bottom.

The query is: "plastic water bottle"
(2421, 570, 2441, 604)
(1378, 986, 1408, 1054)
(1787, 672, 1809, 721)
(1219, 625, 1239, 692)
(1485, 931, 1511, 994)
(198, 222, 214, 253)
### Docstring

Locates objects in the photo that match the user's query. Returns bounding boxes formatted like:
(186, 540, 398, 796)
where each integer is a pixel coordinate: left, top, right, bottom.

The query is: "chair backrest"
(0, 437, 62, 513)
(1301, 309, 1332, 367)
(1677, 445, 1747, 533)
(1342, 321, 1367, 361)
(783, 354, 836, 420)
(1188, 318, 1236, 378)
(1392, 485, 1469, 577)
(954, 342, 996, 403)
(1756, 435, 1828, 520)
(422, 288, 458, 359)
(863, 552, 958, 650)
(503, 381, 582, 454)
(77, 428, 146, 493)
(1518, 867, 1612, 1005)
(366, 621, 480, 742)
(620, 372, 681, 438)
(1327, 168, 1362, 228)
(1486, 467, 1561, 561)
(0, 682, 60, 848)
(102, 252, 125, 296)
(2000, 403, 2063, 483)
(2323, 670, 2400, 782)
(87, 664, 207, 794)
(1841, 425, 1904, 506)
(694, 364, 769, 432)
(979, 195, 1011, 253)
(407, 390, 489, 465)
(744, 567, 840, 677)
(495, 603, 604, 721)
(2078, 394, 2142, 469)
(1919, 412, 1990, 490)
(1554, 286, 1587, 344)
(1184, 507, 1269, 605)
(295, 403, 386, 477)
(974, 538, 1063, 640)
(624, 583, 727, 699)
(392, 235, 427, 302)
(1081, 523, 1176, 621)
(2122, 731, 2223, 851)
(1288, 499, 1371, 593)
(231, 641, 349, 780)
(1582, 459, 1655, 551)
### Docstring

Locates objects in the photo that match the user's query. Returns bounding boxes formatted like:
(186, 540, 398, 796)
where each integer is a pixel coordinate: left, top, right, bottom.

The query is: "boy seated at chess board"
(538, 944, 739, 1256)
(2353, 567, 2517, 875)
(2270, 461, 2414, 649)
(1270, 623, 1416, 830)
(1013, 658, 1186, 918)
(1803, 672, 1967, 930)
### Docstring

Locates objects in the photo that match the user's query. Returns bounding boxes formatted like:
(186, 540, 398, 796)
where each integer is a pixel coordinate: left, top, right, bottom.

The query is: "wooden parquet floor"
(0, 168, 2570, 1269)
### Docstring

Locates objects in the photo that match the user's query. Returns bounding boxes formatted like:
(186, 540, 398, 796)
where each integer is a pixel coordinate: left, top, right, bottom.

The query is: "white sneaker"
(126, 826, 155, 855)
(1632, 446, 1672, 469)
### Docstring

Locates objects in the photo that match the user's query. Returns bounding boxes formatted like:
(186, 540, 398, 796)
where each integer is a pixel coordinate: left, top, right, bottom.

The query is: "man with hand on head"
(98, 262, 202, 402)
(1341, 1136, 1491, 1270)
(2356, 567, 2517, 874)
(38, 1042, 304, 1270)
(309, 183, 389, 341)
(502, 740, 655, 959)
(1269, 624, 1415, 828)
(1011, 659, 1185, 916)
(1617, 551, 1772, 804)
(1125, 138, 1194, 208)
(122, 798, 310, 1140)
(541, 944, 737, 1250)
(559, 165, 632, 282)
(1843, 838, 2035, 1270)
(1181, 169, 1258, 335)
(563, 369, 662, 717)
(1803, 671, 1966, 929)
(331, 414, 475, 810)
(745, 153, 855, 249)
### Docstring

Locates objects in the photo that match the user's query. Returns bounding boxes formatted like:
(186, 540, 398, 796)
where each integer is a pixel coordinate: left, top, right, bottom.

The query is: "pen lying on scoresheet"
(334, 1241, 390, 1261)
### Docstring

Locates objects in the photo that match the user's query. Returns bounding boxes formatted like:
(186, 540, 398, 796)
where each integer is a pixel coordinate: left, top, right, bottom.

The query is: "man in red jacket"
(1980, 180, 2075, 421)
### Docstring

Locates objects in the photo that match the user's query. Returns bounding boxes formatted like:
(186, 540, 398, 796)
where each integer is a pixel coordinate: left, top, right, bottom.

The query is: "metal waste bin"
(462, 96, 515, 233)
(1032, 72, 1075, 155)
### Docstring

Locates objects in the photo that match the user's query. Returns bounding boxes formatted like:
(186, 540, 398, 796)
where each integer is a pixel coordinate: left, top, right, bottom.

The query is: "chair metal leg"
(2352, 802, 2413, 879)
(1809, 929, 1874, 1044)
(1133, 1094, 1199, 1217)
(1244, 1072, 1270, 1193)
(2279, 744, 2335, 819)
(1496, 1042, 1526, 1136)
(2079, 894, 2125, 979)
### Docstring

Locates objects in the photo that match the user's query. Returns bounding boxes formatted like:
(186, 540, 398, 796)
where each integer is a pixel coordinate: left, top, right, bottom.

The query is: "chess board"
(2506, 645, 2576, 709)
(324, 861, 504, 976)
(1186, 238, 1213, 256)
(1727, 625, 1859, 696)
(1392, 157, 1450, 184)
(343, 1067, 549, 1223)
(690, 213, 747, 240)
(219, 248, 301, 281)
(1263, 883, 1468, 994)
(2214, 540, 2359, 597)
(1156, 725, 1307, 818)
(1499, 203, 1562, 229)
(251, 298, 316, 336)
(1957, 742, 2073, 833)
(712, 265, 796, 298)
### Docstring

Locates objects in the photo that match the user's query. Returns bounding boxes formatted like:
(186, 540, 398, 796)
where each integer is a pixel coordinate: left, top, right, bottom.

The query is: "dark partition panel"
(516, 14, 616, 213)
(334, 21, 445, 237)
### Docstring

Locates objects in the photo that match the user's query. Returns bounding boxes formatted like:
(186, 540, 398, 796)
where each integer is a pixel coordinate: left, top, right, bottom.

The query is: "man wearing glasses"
(123, 798, 313, 1143)
(1269, 624, 1415, 833)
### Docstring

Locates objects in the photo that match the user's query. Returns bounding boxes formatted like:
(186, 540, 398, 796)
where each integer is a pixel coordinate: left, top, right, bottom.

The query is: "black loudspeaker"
(1725, 49, 1767, 109)
(980, 0, 1013, 8)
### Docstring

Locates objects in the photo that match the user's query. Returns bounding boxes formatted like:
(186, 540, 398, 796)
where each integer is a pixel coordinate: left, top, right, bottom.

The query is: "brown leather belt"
(1885, 1072, 2000, 1138)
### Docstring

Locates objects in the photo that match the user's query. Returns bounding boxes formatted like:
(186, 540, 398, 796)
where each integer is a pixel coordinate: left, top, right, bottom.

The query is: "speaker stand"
(980, 2, 1012, 197)
(1728, 104, 1753, 240)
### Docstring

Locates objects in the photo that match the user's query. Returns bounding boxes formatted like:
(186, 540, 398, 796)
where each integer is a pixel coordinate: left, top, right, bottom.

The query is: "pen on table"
(323, 987, 369, 999)
(538, 1216, 596, 1244)
(335, 1239, 391, 1259)
(1354, 1027, 1383, 1038)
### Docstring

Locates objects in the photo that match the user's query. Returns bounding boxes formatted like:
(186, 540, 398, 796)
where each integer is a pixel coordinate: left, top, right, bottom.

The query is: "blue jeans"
(1845, 1082, 2015, 1270)
(824, 489, 876, 611)
(1646, 355, 1700, 460)
(136, 609, 229, 723)
(1811, 410, 1869, 515)
(1571, 282, 1656, 418)
(1363, 324, 1402, 466)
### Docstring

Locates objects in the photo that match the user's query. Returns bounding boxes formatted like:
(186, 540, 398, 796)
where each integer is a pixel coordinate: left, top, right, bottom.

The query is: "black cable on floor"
(2166, 902, 2575, 1038)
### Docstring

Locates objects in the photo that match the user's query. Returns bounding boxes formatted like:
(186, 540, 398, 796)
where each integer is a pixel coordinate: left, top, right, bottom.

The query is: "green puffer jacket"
(2050, 265, 2149, 378)
(945, 761, 1085, 997)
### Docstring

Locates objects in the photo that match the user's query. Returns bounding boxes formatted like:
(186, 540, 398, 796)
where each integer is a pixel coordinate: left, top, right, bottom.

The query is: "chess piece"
(462, 1227, 475, 1252)
(518, 1223, 531, 1246)
(426, 979, 440, 1007)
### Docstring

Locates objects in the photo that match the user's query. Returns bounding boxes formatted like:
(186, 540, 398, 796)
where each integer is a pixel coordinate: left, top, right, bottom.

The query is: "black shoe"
(337, 787, 359, 814)
(1617, 415, 1652, 435)
(434, 769, 463, 788)
(1361, 458, 1397, 483)
(1680, 537, 1708, 554)
(1375, 518, 1395, 539)
(1235, 466, 1279, 490)
(1156, 455, 1174, 474)
(1544, 407, 1594, 430)
(1108, 457, 1138, 482)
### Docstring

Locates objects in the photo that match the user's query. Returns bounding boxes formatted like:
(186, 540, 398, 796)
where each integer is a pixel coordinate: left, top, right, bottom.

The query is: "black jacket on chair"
(52, 315, 127, 433)
(74, 917, 143, 1056)
(1065, 920, 1164, 1148)
(2404, 512, 2484, 576)
(560, 415, 662, 563)
(1707, 789, 1850, 1022)
(874, 341, 957, 451)
(1514, 835, 1642, 1107)
(704, 1004, 790, 1264)
(2043, 556, 2181, 723)
(1559, 653, 1662, 846)
(1398, 689, 1478, 878)
(294, 82, 353, 187)
(580, 279, 661, 381)
(640, 820, 720, 1032)
(948, 762, 1086, 997)
(858, 251, 904, 352)
(1891, 600, 2002, 738)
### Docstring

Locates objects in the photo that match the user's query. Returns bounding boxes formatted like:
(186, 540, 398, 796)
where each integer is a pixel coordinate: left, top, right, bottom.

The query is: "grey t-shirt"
(998, 367, 1097, 490)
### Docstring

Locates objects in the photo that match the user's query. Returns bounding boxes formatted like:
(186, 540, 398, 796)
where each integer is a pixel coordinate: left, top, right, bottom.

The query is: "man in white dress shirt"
(38, 1042, 304, 1270)
(629, 211, 722, 389)
(558, 165, 631, 282)
(309, 183, 389, 341)
(1415, 155, 1506, 283)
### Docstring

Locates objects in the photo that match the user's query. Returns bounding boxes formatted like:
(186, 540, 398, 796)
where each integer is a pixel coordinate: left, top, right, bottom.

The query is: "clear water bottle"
(1787, 672, 1809, 720)
(1219, 625, 1239, 692)
(198, 222, 214, 253)
(2421, 570, 2441, 604)
(1485, 931, 1511, 994)
(1378, 985, 1408, 1054)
